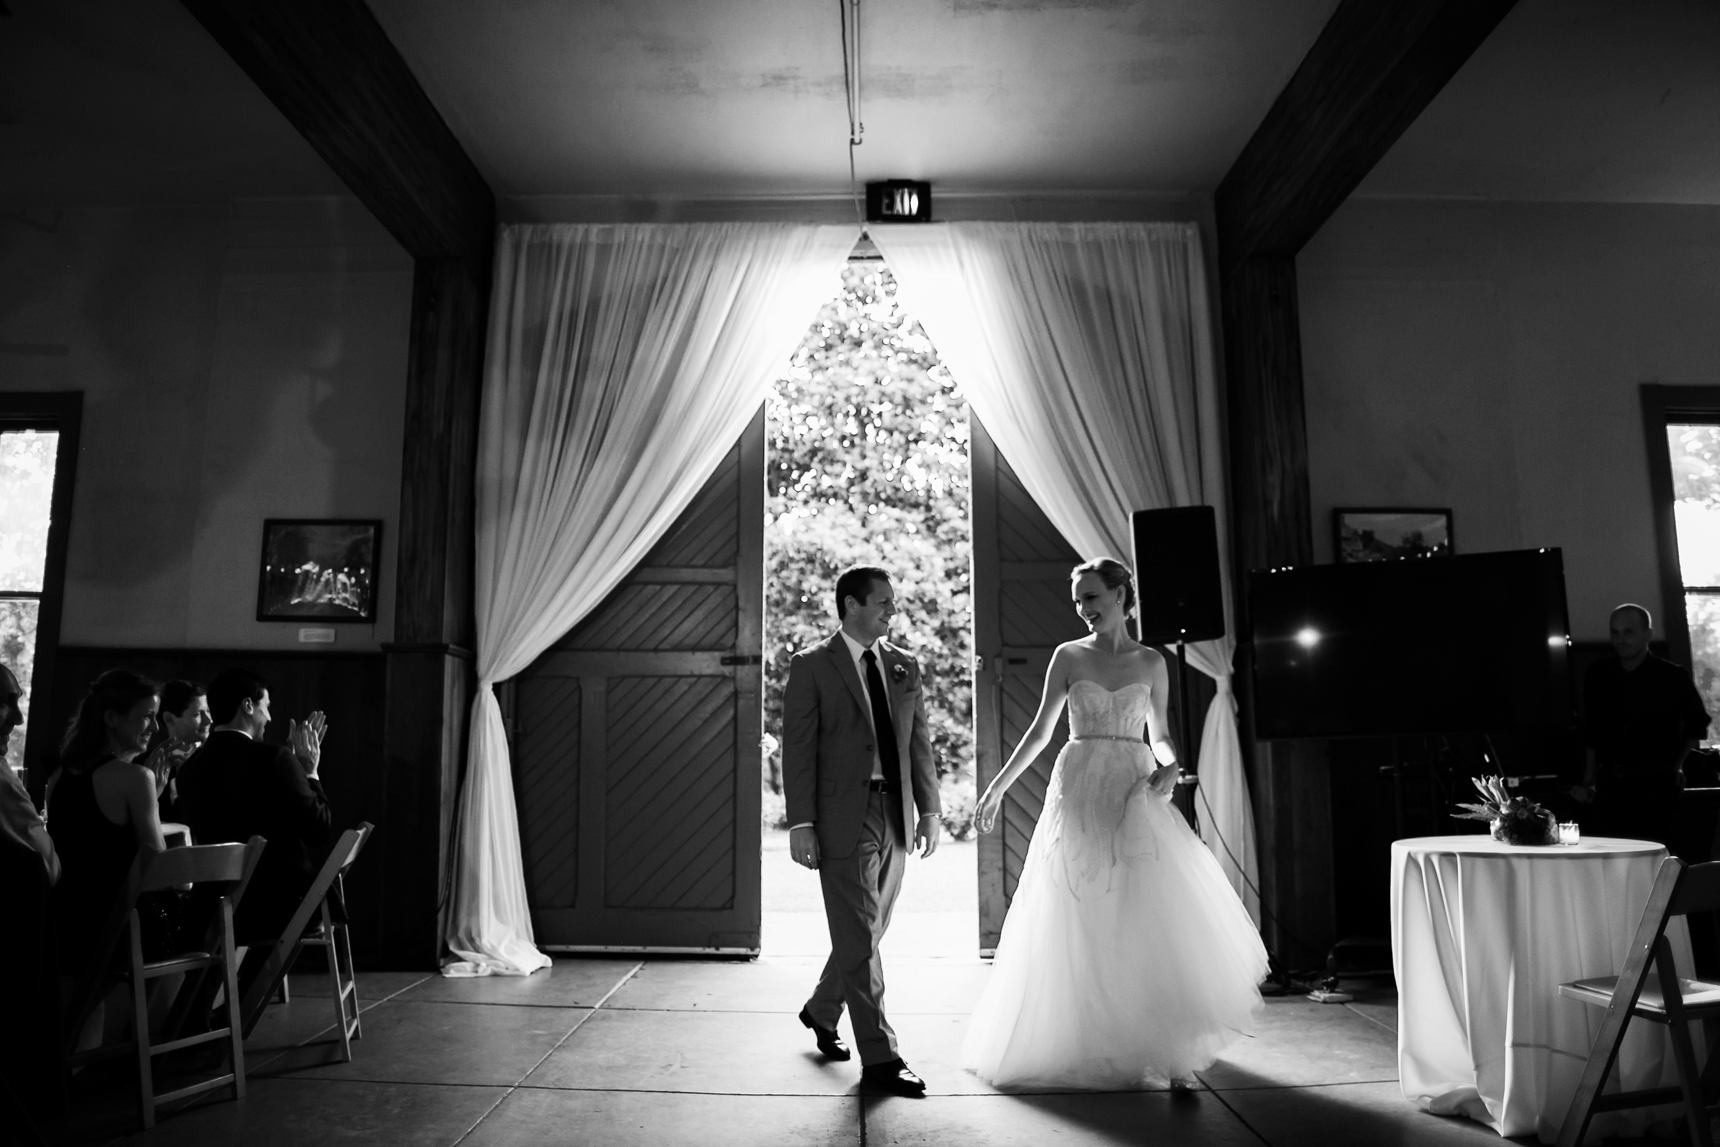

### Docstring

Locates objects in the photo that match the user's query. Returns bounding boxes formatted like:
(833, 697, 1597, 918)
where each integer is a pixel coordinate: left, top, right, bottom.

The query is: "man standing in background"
(1576, 603, 1711, 848)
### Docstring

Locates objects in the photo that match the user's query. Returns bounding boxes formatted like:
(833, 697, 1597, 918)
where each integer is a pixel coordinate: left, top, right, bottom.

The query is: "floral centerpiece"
(1455, 775, 1560, 846)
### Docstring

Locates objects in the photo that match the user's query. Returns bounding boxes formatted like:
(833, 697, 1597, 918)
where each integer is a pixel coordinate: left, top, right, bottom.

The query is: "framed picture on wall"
(256, 519, 382, 622)
(1334, 508, 1453, 563)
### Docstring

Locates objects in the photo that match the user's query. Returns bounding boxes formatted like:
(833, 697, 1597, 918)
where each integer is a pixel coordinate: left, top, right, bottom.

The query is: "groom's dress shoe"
(861, 1058, 927, 1097)
(799, 1008, 851, 1060)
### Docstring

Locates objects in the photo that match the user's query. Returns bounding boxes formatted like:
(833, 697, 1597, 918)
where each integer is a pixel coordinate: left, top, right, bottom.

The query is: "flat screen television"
(1247, 548, 1573, 739)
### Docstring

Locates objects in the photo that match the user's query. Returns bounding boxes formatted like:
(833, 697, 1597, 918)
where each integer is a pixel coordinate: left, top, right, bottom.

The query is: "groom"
(783, 565, 941, 1097)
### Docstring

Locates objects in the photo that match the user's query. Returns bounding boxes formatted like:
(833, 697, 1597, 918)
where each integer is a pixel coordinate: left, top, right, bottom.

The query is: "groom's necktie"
(862, 649, 900, 779)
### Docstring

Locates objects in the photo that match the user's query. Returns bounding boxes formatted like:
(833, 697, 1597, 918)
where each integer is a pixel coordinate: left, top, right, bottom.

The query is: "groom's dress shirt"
(788, 631, 891, 832)
(839, 630, 891, 783)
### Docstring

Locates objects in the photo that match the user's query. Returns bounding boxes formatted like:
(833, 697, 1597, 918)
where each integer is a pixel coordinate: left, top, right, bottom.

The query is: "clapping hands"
(289, 711, 329, 776)
(143, 742, 173, 797)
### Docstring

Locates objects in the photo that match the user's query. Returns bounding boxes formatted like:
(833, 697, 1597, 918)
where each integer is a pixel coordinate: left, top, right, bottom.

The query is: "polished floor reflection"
(42, 958, 1573, 1146)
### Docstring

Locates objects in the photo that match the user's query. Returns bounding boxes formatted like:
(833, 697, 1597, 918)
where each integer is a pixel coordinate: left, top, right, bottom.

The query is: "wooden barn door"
(508, 409, 764, 953)
(970, 414, 1085, 951)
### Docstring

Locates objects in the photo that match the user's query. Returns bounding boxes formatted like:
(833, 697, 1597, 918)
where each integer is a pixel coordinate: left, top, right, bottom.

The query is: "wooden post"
(1221, 254, 1332, 968)
(1215, 0, 1519, 968)
(380, 257, 486, 967)
(182, 0, 496, 967)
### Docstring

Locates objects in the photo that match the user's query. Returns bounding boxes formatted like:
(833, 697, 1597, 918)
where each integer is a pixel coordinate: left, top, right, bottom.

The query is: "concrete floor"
(42, 955, 1584, 1147)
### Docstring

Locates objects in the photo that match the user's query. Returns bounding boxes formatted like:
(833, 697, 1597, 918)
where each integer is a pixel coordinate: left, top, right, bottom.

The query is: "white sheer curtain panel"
(872, 222, 1259, 923)
(444, 222, 859, 975)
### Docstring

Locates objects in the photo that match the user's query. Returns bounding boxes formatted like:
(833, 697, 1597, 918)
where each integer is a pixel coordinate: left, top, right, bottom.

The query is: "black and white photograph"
(1335, 507, 1454, 563)
(256, 520, 381, 622)
(5, 1, 1718, 1144)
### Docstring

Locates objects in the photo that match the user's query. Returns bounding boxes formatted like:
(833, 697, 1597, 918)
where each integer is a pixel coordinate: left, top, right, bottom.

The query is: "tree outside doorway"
(762, 263, 976, 840)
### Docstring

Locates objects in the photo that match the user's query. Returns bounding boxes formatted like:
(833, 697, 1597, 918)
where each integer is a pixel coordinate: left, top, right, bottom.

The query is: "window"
(0, 429, 59, 771)
(1665, 423, 1720, 744)
(0, 393, 80, 783)
(1644, 386, 1720, 747)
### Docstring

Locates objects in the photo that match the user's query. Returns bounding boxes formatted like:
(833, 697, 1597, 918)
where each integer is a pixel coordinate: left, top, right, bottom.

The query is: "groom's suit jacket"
(782, 632, 940, 859)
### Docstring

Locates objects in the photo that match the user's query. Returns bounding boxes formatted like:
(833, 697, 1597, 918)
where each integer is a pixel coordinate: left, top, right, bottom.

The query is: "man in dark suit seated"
(177, 668, 331, 991)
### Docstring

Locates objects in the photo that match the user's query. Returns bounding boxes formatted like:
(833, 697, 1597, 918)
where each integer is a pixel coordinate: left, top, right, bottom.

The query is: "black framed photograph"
(1334, 507, 1453, 563)
(256, 519, 382, 622)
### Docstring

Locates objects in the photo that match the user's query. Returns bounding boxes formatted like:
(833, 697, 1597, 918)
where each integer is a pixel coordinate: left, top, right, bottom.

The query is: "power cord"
(837, 0, 864, 228)
(1193, 779, 1337, 994)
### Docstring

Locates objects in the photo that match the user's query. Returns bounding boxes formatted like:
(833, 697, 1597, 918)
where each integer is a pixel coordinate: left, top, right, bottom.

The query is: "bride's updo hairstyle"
(1070, 557, 1138, 620)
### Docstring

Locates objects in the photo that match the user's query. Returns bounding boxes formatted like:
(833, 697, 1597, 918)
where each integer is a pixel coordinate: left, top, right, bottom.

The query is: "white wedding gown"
(962, 680, 1269, 1090)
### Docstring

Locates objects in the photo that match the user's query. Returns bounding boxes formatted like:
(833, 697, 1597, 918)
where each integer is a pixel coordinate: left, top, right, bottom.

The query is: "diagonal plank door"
(969, 416, 1215, 951)
(509, 409, 764, 952)
(970, 413, 1086, 951)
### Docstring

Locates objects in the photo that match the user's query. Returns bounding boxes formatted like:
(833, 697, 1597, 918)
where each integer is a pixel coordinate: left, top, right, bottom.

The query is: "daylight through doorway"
(760, 261, 979, 957)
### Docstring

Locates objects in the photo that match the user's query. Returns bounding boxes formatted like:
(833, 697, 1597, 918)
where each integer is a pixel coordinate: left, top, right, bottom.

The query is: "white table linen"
(1392, 835, 1691, 1142)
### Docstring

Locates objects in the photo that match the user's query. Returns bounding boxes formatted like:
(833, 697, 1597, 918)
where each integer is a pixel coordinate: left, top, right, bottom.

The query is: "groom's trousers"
(807, 786, 906, 1066)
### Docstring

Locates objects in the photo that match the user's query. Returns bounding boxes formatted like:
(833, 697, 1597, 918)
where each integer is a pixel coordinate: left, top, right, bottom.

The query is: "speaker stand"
(1172, 639, 1198, 832)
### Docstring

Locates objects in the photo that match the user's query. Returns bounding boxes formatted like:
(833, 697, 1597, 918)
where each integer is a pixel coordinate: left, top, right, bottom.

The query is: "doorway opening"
(759, 259, 978, 958)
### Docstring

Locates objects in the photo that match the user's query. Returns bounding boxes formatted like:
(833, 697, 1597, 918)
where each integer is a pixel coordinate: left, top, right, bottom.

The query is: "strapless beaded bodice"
(1066, 680, 1152, 740)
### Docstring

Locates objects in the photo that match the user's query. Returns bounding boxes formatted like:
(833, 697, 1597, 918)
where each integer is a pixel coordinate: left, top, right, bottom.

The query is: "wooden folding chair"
(239, 822, 373, 1061)
(62, 837, 266, 1130)
(1556, 856, 1720, 1147)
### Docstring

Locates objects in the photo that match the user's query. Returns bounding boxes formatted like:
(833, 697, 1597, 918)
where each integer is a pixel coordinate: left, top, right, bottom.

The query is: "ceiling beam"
(181, 0, 495, 276)
(182, 0, 494, 968)
(1217, 0, 1518, 970)
(1216, 0, 1518, 270)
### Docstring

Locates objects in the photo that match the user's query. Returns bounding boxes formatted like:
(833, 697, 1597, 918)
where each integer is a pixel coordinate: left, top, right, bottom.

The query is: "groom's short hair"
(835, 566, 890, 620)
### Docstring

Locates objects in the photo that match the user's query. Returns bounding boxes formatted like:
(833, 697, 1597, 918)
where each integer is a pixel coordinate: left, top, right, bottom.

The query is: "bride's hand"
(1148, 764, 1179, 798)
(975, 787, 1004, 834)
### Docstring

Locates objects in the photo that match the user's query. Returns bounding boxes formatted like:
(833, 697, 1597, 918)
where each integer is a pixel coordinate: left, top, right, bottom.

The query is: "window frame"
(0, 392, 82, 796)
(1641, 383, 1720, 676)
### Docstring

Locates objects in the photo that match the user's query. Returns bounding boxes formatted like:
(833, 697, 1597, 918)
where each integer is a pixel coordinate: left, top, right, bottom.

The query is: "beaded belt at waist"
(1070, 735, 1142, 743)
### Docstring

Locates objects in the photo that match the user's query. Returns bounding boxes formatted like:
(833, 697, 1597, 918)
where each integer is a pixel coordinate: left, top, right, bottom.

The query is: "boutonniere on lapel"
(890, 662, 909, 684)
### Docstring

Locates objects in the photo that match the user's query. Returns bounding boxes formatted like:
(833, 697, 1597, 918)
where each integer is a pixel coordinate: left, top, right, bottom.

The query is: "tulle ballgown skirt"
(962, 739, 1269, 1090)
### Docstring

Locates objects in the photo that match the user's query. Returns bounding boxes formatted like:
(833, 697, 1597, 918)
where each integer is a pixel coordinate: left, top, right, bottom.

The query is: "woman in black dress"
(46, 670, 167, 1043)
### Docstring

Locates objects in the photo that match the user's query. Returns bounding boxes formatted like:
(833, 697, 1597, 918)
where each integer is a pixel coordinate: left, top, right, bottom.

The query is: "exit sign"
(866, 181, 931, 223)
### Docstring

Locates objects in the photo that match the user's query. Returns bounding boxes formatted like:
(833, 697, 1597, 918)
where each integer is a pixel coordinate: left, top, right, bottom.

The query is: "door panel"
(998, 649, 1061, 903)
(511, 408, 764, 952)
(516, 676, 581, 909)
(603, 675, 737, 910)
(971, 414, 1086, 949)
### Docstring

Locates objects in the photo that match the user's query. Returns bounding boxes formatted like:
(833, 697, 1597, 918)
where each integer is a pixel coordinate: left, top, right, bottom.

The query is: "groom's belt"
(867, 777, 897, 794)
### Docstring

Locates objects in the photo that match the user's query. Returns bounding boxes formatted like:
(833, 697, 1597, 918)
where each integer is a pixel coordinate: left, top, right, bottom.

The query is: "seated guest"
(143, 679, 211, 825)
(1, 664, 60, 885)
(0, 664, 64, 1119)
(177, 668, 331, 990)
(47, 671, 167, 972)
(50, 674, 193, 1059)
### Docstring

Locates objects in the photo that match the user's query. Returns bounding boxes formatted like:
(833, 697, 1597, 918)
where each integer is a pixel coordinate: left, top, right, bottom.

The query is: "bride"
(963, 557, 1268, 1091)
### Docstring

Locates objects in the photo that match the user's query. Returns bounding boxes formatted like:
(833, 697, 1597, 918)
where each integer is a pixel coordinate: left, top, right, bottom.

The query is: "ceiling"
(365, 0, 1340, 207)
(0, 0, 346, 209)
(1358, 0, 1720, 205)
(1, 0, 1716, 215)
